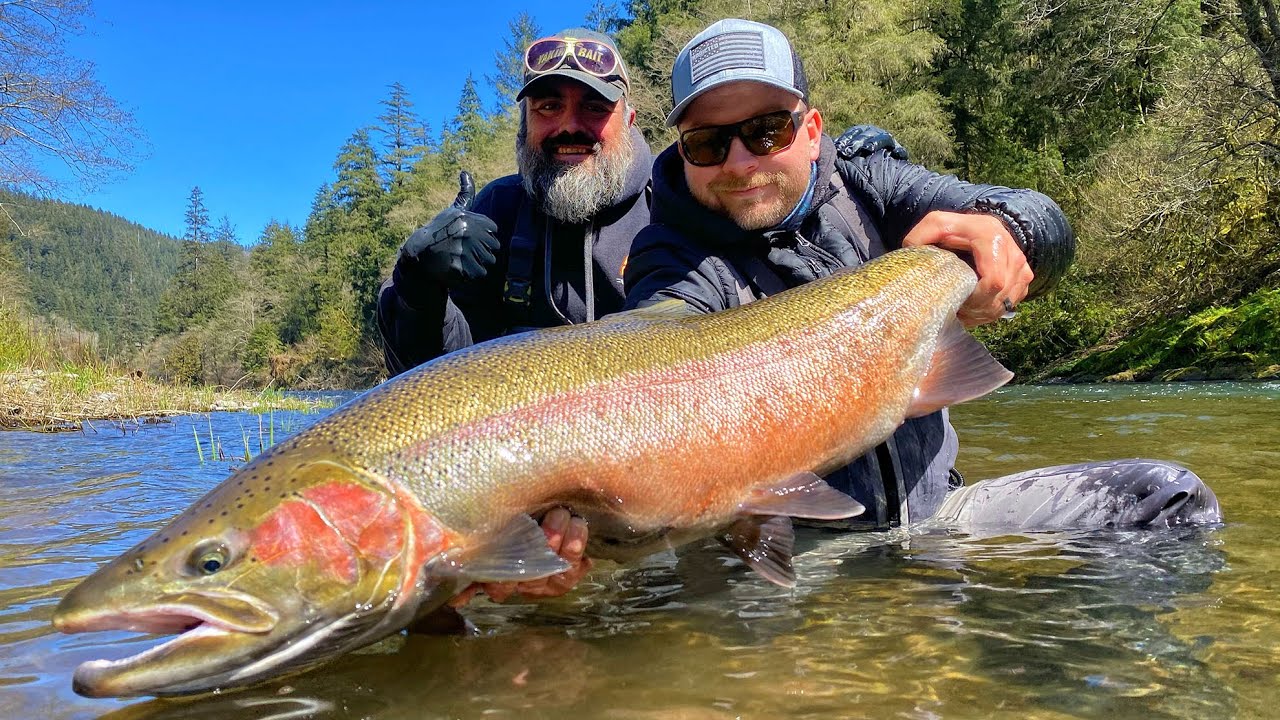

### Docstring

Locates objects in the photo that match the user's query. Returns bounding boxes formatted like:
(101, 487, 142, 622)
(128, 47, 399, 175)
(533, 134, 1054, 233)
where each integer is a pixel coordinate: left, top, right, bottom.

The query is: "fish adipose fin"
(720, 515, 796, 587)
(738, 471, 866, 520)
(435, 515, 571, 583)
(907, 317, 1014, 418)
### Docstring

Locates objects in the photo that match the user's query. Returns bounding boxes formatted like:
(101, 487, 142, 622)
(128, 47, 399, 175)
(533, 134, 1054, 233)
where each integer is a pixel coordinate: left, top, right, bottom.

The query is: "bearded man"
(378, 28, 650, 374)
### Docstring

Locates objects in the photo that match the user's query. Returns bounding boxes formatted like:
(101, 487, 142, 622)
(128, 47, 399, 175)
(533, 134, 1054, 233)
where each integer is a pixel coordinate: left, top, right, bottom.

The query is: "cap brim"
(517, 70, 625, 103)
(665, 75, 804, 126)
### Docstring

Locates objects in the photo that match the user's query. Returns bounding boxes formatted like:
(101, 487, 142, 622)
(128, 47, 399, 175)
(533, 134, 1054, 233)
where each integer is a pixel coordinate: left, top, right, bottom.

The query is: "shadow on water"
(0, 384, 1277, 719)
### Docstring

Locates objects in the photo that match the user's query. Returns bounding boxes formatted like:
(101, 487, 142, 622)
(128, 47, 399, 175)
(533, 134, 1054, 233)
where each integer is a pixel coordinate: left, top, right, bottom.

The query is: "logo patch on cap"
(688, 31, 766, 85)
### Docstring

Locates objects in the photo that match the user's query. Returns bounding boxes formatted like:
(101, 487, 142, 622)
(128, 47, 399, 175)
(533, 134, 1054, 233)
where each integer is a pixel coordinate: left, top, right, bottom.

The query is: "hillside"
(0, 188, 182, 355)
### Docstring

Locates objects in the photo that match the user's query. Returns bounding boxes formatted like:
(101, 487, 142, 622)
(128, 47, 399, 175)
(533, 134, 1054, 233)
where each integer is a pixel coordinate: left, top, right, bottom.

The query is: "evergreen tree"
(441, 74, 490, 164)
(332, 130, 386, 213)
(183, 186, 212, 244)
(487, 13, 542, 111)
(376, 82, 429, 188)
(155, 187, 237, 336)
(586, 1, 621, 33)
(0, 187, 180, 354)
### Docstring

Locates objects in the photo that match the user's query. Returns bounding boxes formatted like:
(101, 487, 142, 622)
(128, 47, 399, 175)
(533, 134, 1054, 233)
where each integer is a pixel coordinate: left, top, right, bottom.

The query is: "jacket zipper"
(791, 231, 831, 277)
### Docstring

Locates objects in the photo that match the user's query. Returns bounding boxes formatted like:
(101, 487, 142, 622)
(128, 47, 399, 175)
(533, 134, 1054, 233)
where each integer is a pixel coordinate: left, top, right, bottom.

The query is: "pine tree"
(441, 74, 489, 164)
(585, 1, 620, 33)
(376, 82, 429, 188)
(155, 187, 238, 336)
(333, 130, 386, 214)
(183, 186, 212, 244)
(487, 13, 542, 111)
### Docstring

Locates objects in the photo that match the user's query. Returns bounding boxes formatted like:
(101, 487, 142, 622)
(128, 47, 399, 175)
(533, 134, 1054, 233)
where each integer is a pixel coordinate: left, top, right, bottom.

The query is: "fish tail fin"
(907, 317, 1013, 418)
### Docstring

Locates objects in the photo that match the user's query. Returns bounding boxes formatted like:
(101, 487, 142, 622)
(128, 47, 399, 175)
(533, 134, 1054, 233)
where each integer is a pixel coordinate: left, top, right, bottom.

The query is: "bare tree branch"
(0, 0, 144, 191)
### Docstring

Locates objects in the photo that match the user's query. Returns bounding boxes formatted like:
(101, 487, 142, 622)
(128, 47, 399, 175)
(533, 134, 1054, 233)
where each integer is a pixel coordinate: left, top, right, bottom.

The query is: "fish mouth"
(54, 591, 281, 698)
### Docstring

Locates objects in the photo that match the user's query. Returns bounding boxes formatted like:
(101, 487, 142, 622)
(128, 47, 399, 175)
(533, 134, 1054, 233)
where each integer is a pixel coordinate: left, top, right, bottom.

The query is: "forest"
(2, 0, 1277, 388)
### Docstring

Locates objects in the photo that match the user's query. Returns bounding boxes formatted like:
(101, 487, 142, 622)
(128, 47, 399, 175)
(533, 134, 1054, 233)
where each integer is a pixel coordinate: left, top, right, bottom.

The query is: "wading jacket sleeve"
(621, 136, 1076, 523)
(377, 127, 653, 376)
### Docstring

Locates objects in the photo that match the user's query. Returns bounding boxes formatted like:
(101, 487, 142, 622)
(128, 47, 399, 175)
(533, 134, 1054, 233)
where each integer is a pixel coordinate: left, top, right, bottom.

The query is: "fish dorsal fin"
(720, 515, 796, 587)
(431, 514, 570, 583)
(906, 316, 1014, 418)
(596, 299, 697, 326)
(739, 471, 866, 520)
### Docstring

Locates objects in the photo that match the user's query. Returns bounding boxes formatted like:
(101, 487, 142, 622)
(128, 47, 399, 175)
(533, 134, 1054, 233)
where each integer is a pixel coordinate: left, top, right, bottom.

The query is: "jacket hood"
(585, 124, 653, 226)
(649, 134, 838, 247)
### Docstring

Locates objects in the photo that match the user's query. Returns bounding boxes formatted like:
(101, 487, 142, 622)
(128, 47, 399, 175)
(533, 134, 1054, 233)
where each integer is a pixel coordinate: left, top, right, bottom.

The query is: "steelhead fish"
(52, 246, 1012, 697)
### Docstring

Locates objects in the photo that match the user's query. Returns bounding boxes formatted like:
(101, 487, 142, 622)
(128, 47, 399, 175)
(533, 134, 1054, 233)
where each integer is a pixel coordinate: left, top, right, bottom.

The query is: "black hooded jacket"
(622, 136, 1076, 525)
(378, 125, 653, 375)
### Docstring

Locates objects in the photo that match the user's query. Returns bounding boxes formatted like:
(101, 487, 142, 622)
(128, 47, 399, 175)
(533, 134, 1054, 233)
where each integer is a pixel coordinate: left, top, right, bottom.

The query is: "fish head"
(53, 455, 455, 697)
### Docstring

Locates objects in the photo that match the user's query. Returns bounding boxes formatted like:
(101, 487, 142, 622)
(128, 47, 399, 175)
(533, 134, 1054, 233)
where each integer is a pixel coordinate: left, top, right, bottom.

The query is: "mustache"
(707, 172, 787, 193)
(542, 132, 601, 153)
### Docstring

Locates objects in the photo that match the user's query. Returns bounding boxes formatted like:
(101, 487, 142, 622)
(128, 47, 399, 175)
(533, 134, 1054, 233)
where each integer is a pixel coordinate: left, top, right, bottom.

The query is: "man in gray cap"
(622, 18, 1220, 533)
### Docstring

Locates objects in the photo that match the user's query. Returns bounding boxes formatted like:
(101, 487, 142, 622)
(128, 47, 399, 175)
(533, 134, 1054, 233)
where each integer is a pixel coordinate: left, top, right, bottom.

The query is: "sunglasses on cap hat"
(524, 36, 624, 79)
(679, 109, 806, 167)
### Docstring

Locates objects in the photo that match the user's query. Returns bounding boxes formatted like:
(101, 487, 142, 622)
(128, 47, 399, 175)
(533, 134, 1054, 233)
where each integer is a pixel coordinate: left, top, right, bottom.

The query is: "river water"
(0, 383, 1276, 719)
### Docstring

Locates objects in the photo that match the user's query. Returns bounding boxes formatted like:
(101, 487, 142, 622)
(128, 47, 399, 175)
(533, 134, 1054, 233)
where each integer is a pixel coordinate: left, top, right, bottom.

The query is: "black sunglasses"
(679, 110, 806, 167)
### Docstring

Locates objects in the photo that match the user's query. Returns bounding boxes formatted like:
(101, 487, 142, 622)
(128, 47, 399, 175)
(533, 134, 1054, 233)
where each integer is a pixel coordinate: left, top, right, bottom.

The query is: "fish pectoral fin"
(441, 514, 572, 584)
(720, 515, 796, 588)
(739, 472, 866, 520)
(907, 316, 1014, 418)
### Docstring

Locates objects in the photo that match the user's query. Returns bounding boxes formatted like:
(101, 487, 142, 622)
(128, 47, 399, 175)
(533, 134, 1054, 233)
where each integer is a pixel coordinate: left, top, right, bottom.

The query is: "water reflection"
(0, 384, 1277, 719)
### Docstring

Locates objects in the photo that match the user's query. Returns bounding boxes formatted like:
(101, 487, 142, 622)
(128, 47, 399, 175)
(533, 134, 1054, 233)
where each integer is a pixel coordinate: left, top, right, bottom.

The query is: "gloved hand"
(834, 124, 909, 161)
(397, 171, 501, 287)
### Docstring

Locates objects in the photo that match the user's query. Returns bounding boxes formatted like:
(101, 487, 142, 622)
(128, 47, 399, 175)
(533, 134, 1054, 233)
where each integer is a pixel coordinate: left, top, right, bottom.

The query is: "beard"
(518, 119, 635, 225)
(688, 168, 804, 231)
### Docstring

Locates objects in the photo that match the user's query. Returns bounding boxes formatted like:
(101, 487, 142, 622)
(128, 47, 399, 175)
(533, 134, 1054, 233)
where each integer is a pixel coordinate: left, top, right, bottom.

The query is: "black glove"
(834, 124, 909, 161)
(397, 171, 500, 287)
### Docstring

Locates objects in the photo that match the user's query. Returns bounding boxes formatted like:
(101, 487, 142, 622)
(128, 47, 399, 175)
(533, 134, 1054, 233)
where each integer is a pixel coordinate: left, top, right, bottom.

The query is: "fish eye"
(188, 542, 231, 576)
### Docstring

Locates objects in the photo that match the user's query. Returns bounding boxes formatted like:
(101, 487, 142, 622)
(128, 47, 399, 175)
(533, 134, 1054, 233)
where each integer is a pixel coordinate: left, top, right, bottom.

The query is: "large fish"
(52, 246, 1012, 697)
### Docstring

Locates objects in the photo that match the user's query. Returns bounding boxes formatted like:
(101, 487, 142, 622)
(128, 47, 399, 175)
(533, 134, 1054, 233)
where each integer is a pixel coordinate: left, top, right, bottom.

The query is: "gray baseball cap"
(667, 19, 809, 126)
(517, 28, 630, 103)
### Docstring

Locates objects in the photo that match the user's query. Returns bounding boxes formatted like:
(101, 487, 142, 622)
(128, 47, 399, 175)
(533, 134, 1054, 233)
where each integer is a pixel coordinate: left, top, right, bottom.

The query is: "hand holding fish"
(448, 508, 593, 606)
(902, 211, 1034, 327)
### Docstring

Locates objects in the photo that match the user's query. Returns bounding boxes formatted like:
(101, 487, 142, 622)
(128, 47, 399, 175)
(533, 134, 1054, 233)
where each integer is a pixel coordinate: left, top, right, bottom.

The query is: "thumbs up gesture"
(397, 171, 501, 286)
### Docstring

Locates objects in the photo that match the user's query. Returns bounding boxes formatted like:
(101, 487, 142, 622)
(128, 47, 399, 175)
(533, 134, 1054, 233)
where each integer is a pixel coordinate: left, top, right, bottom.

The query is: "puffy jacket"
(378, 125, 653, 375)
(623, 136, 1076, 526)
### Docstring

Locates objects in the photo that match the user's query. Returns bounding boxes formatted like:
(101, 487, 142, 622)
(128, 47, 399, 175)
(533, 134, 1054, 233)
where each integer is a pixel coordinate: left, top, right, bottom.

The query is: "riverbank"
(1043, 286, 1280, 383)
(0, 367, 326, 432)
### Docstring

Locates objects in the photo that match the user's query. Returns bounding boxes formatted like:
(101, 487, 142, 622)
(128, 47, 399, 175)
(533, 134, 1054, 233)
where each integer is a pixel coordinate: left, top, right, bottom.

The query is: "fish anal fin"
(907, 317, 1013, 418)
(433, 514, 570, 584)
(720, 515, 796, 588)
(739, 471, 866, 520)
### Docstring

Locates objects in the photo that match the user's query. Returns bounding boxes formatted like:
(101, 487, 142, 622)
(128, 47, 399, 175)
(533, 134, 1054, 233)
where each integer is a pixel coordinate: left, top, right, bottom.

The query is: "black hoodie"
(378, 125, 653, 375)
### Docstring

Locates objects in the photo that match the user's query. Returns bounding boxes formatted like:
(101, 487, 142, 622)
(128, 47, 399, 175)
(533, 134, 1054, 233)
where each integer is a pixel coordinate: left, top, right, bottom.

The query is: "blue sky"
(52, 1, 605, 241)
